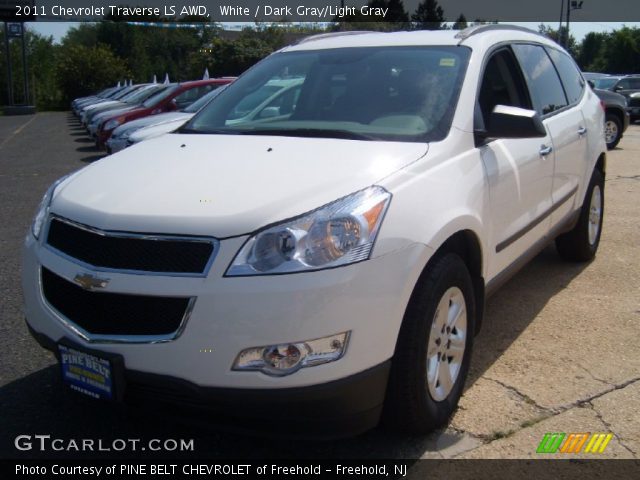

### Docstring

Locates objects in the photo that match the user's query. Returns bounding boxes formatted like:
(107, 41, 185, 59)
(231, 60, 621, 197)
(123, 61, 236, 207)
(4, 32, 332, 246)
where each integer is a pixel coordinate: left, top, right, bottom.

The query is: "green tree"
(577, 32, 607, 71)
(412, 0, 446, 30)
(452, 14, 468, 30)
(600, 27, 640, 73)
(385, 0, 410, 23)
(55, 44, 130, 103)
(0, 26, 60, 109)
(538, 24, 578, 58)
(190, 27, 289, 78)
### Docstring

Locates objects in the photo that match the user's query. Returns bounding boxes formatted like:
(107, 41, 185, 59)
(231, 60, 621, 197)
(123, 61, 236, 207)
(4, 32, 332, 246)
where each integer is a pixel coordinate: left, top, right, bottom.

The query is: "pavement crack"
(560, 376, 640, 411)
(484, 376, 552, 413)
(610, 174, 640, 181)
(575, 363, 614, 387)
(587, 401, 637, 458)
(478, 376, 640, 451)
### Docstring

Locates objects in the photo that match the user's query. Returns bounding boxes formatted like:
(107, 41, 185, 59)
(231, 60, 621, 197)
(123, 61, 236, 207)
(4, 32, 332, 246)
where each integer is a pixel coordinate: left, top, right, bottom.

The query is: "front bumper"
(88, 123, 99, 137)
(96, 129, 113, 148)
(28, 324, 390, 437)
(106, 137, 129, 154)
(23, 229, 427, 390)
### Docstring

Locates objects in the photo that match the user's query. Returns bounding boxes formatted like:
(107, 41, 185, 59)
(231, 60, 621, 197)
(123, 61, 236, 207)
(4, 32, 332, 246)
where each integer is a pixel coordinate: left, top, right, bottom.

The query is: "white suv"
(23, 26, 606, 436)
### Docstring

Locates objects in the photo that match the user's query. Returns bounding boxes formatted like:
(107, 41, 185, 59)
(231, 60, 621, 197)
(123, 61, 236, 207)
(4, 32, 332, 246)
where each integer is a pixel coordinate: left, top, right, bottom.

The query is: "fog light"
(232, 332, 350, 377)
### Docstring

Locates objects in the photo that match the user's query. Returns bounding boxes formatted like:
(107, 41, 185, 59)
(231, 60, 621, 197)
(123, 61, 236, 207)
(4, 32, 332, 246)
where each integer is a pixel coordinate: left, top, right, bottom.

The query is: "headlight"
(104, 119, 122, 130)
(118, 130, 131, 139)
(226, 186, 391, 276)
(31, 175, 70, 239)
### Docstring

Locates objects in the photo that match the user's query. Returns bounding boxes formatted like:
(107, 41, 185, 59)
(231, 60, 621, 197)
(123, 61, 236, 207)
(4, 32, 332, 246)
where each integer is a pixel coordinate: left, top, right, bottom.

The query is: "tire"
(382, 253, 476, 434)
(555, 168, 604, 262)
(604, 113, 622, 150)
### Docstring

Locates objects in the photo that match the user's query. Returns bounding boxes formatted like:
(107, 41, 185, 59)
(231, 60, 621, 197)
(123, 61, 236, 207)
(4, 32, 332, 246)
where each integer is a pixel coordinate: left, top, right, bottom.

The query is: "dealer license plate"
(58, 344, 113, 400)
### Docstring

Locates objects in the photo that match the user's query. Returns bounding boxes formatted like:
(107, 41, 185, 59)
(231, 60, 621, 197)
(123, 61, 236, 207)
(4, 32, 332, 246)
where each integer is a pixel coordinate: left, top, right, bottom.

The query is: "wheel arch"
(401, 228, 486, 341)
(595, 151, 606, 176)
(605, 107, 624, 128)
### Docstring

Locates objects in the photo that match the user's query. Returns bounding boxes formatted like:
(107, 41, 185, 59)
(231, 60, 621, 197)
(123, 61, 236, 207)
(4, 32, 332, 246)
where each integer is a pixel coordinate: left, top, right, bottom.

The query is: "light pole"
(558, 0, 565, 45)
(565, 1, 584, 49)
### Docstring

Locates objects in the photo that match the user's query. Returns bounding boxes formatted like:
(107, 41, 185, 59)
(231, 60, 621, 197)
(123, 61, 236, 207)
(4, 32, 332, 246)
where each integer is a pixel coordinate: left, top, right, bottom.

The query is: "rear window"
(546, 48, 584, 105)
(618, 78, 640, 89)
(594, 77, 618, 89)
(512, 44, 568, 115)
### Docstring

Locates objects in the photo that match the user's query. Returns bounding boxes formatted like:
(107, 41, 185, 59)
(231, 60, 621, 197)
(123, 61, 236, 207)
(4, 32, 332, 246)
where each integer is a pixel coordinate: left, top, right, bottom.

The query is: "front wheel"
(382, 253, 475, 434)
(556, 168, 604, 262)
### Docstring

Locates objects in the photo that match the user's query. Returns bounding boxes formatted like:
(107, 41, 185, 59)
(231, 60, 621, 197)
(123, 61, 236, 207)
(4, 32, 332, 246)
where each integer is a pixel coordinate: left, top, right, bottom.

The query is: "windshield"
(594, 77, 619, 89)
(183, 46, 470, 142)
(142, 84, 179, 108)
(105, 87, 126, 98)
(112, 86, 139, 100)
(182, 85, 228, 113)
(123, 85, 163, 104)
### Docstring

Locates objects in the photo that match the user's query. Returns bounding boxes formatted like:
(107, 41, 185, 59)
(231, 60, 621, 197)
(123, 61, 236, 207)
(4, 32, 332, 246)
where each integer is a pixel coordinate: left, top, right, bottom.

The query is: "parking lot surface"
(0, 112, 638, 459)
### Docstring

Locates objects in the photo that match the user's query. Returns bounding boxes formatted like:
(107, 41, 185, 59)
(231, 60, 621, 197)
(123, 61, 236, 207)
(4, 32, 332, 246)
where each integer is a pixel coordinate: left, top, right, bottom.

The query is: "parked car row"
(71, 78, 236, 152)
(582, 72, 634, 149)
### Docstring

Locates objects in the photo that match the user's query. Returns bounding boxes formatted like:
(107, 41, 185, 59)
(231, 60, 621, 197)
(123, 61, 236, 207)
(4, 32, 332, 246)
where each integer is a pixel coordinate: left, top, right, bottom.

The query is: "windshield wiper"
(247, 128, 375, 141)
(177, 127, 374, 140)
(177, 127, 243, 135)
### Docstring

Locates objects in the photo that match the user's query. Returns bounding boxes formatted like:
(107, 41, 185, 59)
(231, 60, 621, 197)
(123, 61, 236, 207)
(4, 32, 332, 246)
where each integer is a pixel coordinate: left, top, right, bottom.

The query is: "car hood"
(594, 88, 627, 107)
(114, 112, 193, 138)
(84, 100, 121, 112)
(51, 134, 428, 238)
(93, 106, 138, 124)
(129, 116, 194, 142)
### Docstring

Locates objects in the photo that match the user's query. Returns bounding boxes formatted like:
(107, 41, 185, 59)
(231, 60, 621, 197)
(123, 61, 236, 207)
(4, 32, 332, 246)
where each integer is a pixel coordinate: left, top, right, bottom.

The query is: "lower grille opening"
(41, 267, 192, 337)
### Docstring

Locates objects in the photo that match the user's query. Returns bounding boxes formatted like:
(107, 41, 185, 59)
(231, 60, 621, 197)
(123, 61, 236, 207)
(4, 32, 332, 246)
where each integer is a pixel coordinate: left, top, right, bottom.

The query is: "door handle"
(578, 126, 587, 136)
(539, 145, 553, 156)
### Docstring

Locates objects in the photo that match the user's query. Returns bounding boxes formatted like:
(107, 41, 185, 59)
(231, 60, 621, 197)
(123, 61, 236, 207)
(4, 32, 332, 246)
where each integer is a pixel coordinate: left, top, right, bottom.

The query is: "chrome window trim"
(44, 214, 219, 278)
(38, 267, 197, 344)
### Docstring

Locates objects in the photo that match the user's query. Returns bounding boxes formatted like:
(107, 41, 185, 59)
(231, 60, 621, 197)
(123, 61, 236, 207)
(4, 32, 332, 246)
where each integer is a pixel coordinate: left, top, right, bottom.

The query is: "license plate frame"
(57, 339, 125, 402)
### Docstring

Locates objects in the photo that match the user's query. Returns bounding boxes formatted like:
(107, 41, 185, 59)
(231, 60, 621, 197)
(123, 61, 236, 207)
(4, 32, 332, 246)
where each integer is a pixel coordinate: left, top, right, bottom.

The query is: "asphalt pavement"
(0, 112, 638, 461)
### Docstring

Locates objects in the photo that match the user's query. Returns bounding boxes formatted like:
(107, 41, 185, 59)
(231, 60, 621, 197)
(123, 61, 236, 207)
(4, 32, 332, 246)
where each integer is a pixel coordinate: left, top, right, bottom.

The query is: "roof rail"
(296, 30, 377, 45)
(455, 24, 548, 42)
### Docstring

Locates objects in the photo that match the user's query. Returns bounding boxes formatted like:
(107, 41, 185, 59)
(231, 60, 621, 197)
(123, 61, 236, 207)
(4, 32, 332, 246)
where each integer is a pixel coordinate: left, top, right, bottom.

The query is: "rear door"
(512, 43, 587, 228)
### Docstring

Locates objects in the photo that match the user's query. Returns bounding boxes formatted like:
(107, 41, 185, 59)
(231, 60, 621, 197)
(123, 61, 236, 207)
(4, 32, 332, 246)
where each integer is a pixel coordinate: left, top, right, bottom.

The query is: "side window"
(174, 87, 201, 108)
(630, 78, 640, 89)
(546, 47, 584, 105)
(512, 44, 568, 115)
(477, 49, 532, 128)
(616, 79, 631, 89)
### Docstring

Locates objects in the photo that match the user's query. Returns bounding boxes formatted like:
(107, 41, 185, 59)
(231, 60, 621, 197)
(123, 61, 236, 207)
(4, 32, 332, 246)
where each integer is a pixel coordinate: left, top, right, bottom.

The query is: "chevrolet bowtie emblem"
(73, 273, 109, 291)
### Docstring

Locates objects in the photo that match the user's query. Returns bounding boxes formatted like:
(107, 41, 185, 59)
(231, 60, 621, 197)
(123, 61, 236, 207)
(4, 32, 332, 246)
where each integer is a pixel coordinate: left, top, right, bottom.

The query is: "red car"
(96, 78, 234, 149)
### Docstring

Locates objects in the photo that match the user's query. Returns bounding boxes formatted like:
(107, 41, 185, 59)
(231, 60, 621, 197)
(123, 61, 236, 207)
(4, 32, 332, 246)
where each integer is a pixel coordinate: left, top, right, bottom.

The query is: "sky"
(27, 21, 640, 44)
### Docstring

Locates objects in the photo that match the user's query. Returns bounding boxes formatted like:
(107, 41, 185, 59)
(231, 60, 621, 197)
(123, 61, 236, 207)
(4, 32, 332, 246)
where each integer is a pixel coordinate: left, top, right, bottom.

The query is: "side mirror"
(477, 105, 547, 141)
(614, 85, 624, 91)
(168, 99, 178, 111)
